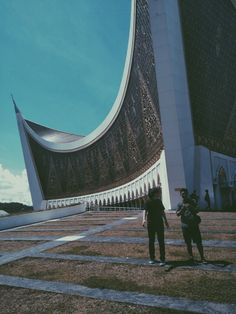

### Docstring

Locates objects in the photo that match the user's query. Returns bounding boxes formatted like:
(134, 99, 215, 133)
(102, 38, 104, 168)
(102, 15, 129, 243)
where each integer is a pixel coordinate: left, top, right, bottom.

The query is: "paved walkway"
(0, 210, 235, 313)
(4, 227, 236, 235)
(79, 235, 236, 248)
(29, 252, 236, 273)
(0, 235, 235, 248)
(121, 227, 236, 234)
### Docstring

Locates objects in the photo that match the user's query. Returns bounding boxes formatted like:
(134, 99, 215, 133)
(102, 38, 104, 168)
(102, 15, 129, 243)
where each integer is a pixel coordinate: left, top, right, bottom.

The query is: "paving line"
(0, 224, 236, 234)
(119, 227, 236, 234)
(165, 217, 236, 221)
(0, 274, 235, 314)
(4, 228, 89, 232)
(79, 236, 236, 248)
(0, 236, 57, 241)
(31, 252, 236, 273)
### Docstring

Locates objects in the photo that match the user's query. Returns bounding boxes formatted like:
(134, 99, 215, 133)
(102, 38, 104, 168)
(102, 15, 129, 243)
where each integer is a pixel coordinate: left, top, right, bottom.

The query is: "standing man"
(142, 187, 169, 265)
(176, 188, 206, 263)
(204, 189, 211, 209)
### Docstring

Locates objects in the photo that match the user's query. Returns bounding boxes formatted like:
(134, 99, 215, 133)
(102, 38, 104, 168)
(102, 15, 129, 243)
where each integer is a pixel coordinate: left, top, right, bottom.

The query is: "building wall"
(195, 146, 236, 209)
(179, 0, 236, 158)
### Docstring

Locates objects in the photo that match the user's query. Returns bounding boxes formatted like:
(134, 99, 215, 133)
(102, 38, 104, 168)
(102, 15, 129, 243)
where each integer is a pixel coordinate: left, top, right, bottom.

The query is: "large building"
(15, 0, 236, 211)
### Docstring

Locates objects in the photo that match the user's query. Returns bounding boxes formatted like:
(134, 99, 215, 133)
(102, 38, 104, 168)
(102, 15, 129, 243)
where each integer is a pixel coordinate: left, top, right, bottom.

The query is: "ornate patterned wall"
(179, 0, 236, 157)
(28, 0, 164, 200)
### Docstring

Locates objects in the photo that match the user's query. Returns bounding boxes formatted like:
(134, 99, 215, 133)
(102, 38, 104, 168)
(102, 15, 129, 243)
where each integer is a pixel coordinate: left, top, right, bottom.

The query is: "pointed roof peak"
(11, 94, 20, 114)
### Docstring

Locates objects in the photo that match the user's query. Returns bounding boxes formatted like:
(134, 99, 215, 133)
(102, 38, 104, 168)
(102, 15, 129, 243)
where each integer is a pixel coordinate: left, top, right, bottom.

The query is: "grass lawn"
(0, 258, 235, 304)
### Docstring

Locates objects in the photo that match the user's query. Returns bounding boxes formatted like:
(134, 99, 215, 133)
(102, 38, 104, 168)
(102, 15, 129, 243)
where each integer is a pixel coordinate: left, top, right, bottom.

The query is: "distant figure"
(176, 188, 206, 263)
(142, 187, 169, 266)
(190, 190, 199, 206)
(204, 189, 211, 209)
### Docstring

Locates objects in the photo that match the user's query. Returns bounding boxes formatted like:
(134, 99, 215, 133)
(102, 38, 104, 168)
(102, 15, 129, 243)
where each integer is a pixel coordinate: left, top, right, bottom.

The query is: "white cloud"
(0, 164, 32, 205)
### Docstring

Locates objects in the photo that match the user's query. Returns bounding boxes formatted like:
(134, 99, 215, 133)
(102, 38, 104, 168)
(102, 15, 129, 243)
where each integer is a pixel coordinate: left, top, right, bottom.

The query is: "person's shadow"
(164, 259, 233, 272)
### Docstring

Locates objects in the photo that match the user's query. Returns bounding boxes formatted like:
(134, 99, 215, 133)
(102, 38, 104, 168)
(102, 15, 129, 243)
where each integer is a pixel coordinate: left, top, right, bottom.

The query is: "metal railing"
(87, 206, 143, 211)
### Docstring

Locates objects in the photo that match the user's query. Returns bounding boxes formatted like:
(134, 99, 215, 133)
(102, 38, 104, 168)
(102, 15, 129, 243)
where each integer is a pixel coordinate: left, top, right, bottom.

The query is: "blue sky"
(0, 0, 130, 204)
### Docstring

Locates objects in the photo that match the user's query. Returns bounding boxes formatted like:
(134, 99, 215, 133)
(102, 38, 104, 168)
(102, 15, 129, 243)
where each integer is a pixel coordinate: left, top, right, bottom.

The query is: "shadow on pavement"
(164, 259, 232, 272)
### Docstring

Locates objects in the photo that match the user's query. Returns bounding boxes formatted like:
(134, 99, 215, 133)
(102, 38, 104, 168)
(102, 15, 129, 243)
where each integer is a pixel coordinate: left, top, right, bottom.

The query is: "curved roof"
(15, 0, 164, 200)
(25, 120, 84, 143)
(17, 0, 136, 153)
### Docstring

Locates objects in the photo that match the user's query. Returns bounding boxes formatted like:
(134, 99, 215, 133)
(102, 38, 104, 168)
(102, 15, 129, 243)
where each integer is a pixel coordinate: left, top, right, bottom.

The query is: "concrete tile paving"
(0, 210, 235, 313)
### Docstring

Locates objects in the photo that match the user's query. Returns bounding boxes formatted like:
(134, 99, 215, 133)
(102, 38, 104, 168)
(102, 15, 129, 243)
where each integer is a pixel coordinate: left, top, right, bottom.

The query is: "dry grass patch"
(198, 212, 236, 219)
(53, 244, 103, 256)
(113, 225, 144, 230)
(199, 225, 236, 232)
(201, 247, 236, 263)
(200, 233, 236, 240)
(163, 221, 236, 230)
(117, 221, 143, 230)
(116, 221, 236, 233)
(166, 230, 236, 240)
(167, 246, 236, 264)
(167, 212, 236, 220)
(0, 286, 191, 314)
(95, 230, 147, 238)
(41, 221, 110, 227)
(166, 246, 236, 264)
(200, 222, 236, 227)
(48, 242, 149, 258)
(20, 225, 88, 231)
(0, 259, 235, 303)
(47, 241, 236, 263)
(0, 241, 45, 252)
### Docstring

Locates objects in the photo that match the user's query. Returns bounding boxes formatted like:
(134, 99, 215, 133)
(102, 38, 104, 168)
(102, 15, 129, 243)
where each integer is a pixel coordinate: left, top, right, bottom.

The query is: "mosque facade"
(15, 0, 236, 210)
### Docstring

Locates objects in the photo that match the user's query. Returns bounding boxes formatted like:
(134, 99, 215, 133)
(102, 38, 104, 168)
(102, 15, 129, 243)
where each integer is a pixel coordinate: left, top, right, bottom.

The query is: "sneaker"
(200, 258, 207, 264)
(159, 260, 166, 266)
(149, 259, 157, 264)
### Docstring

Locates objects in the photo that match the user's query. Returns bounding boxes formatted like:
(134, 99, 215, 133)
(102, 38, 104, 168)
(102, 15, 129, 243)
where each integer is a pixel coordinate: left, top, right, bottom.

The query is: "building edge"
(15, 107, 45, 210)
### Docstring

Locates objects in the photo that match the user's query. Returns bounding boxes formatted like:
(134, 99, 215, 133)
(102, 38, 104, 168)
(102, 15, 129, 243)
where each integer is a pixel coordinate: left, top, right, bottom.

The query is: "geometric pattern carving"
(139, 70, 162, 146)
(180, 0, 236, 157)
(224, 99, 236, 142)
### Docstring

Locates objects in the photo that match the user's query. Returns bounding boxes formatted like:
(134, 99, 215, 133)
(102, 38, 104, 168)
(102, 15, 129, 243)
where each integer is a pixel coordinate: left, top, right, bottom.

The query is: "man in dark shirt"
(142, 187, 169, 265)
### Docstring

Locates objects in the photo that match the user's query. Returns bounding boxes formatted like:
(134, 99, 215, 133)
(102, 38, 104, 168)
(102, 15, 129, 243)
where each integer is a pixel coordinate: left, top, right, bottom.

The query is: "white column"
(148, 0, 195, 209)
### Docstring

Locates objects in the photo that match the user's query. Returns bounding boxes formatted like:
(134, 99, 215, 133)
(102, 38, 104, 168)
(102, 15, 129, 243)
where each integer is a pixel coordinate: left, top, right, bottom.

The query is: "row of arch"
(86, 178, 160, 209)
(214, 166, 236, 209)
(46, 163, 162, 210)
(46, 162, 236, 211)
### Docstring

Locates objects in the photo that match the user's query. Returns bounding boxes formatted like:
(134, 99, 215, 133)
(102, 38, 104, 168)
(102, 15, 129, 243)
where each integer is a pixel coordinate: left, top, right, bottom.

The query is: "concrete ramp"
(0, 204, 86, 231)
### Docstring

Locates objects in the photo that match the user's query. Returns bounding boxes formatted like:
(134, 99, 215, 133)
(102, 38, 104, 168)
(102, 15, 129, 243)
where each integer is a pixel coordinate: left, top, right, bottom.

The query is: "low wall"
(0, 204, 86, 231)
